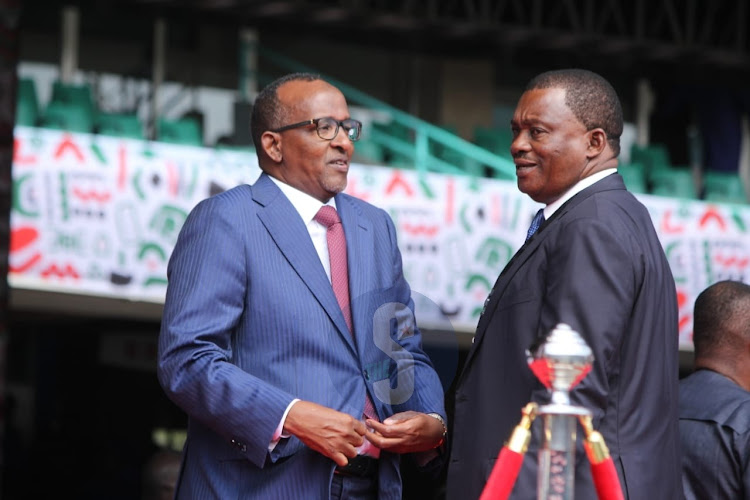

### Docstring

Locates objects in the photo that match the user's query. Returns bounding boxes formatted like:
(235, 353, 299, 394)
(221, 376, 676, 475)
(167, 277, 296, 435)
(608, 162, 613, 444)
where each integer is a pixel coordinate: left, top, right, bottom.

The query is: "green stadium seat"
(386, 120, 412, 143)
(371, 120, 413, 166)
(96, 112, 144, 139)
(702, 171, 747, 204)
(649, 167, 697, 199)
(50, 81, 96, 120)
(631, 143, 675, 190)
(473, 126, 513, 179)
(631, 143, 671, 169)
(473, 126, 513, 159)
(15, 77, 39, 127)
(353, 139, 385, 164)
(157, 117, 202, 146)
(619, 162, 648, 194)
(430, 124, 472, 173)
(40, 101, 94, 133)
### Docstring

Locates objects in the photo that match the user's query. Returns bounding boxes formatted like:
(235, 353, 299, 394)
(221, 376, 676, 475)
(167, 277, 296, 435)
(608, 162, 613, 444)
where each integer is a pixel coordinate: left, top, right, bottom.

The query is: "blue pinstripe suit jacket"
(158, 172, 446, 499)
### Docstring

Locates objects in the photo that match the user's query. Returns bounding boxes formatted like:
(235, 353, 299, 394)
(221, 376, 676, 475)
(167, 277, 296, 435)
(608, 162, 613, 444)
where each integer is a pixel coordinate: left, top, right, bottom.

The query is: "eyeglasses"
(271, 117, 362, 142)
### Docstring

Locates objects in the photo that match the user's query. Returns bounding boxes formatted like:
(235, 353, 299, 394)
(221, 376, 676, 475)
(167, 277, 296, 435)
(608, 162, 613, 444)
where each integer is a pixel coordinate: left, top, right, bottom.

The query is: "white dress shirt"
(542, 168, 617, 219)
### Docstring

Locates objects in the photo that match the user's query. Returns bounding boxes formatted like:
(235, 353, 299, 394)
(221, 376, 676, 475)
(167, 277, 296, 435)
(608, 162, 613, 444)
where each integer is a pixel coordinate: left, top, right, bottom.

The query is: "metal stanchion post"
(527, 323, 594, 500)
(480, 323, 625, 500)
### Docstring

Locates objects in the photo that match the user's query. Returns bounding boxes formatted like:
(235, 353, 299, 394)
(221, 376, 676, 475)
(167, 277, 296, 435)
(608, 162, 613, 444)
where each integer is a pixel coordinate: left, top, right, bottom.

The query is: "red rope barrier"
(580, 416, 625, 500)
(479, 403, 537, 500)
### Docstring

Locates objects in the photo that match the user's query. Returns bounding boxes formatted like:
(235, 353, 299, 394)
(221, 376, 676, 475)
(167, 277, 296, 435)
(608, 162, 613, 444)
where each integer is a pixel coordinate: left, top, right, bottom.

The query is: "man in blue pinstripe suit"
(157, 73, 447, 499)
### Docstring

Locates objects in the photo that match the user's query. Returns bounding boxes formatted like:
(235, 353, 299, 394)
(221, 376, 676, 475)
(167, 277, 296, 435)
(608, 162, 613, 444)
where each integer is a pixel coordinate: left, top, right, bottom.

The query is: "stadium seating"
(156, 117, 202, 146)
(50, 81, 96, 120)
(352, 139, 385, 164)
(11, 76, 749, 207)
(37, 81, 96, 133)
(631, 143, 672, 173)
(96, 111, 144, 139)
(15, 77, 39, 127)
(702, 171, 747, 204)
(473, 125, 513, 160)
(649, 166, 697, 199)
(40, 100, 94, 133)
(619, 162, 648, 194)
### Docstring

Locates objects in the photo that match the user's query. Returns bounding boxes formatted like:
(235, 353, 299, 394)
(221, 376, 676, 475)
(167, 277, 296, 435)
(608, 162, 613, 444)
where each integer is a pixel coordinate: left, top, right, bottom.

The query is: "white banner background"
(10, 126, 750, 350)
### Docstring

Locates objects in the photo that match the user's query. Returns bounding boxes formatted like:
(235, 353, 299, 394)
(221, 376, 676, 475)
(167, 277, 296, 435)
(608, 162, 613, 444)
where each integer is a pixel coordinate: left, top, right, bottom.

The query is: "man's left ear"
(586, 129, 607, 158)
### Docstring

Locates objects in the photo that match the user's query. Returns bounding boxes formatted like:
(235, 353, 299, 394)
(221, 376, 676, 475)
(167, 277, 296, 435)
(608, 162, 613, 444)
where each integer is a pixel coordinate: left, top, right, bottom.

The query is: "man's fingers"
(365, 419, 392, 436)
(349, 432, 365, 448)
(365, 431, 395, 448)
(381, 410, 419, 425)
(367, 420, 404, 437)
(332, 452, 349, 467)
(364, 433, 384, 449)
(352, 418, 368, 436)
(366, 417, 417, 438)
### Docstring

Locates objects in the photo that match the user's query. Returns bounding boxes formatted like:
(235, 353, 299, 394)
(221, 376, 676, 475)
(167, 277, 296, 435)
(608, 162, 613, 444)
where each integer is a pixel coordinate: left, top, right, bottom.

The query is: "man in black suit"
(446, 69, 682, 499)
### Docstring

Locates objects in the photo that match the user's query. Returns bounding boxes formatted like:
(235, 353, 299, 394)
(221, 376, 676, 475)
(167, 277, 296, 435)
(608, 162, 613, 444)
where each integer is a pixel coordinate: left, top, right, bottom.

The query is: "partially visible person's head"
(692, 280, 750, 388)
(510, 69, 623, 204)
(693, 280, 750, 357)
(251, 72, 357, 203)
(142, 449, 181, 500)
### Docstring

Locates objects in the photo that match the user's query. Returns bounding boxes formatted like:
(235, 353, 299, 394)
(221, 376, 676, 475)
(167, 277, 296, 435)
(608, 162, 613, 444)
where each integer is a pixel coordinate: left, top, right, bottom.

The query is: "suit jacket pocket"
(495, 285, 537, 312)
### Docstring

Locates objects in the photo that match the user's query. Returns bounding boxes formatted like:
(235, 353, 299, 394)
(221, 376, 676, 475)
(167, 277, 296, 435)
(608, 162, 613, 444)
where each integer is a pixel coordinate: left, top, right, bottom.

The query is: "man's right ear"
(261, 131, 283, 163)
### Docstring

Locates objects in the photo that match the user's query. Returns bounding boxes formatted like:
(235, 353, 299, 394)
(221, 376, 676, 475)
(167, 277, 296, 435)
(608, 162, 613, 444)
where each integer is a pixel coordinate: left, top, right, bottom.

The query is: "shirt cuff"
(268, 398, 300, 451)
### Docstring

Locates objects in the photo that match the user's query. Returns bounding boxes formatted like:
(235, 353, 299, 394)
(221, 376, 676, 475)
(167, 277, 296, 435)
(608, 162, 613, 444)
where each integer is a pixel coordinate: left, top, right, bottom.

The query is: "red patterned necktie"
(314, 205, 378, 421)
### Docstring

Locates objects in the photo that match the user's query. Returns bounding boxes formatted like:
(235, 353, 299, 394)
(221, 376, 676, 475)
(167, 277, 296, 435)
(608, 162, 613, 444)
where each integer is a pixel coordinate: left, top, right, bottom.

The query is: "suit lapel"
(336, 194, 374, 356)
(462, 230, 546, 371)
(252, 174, 356, 351)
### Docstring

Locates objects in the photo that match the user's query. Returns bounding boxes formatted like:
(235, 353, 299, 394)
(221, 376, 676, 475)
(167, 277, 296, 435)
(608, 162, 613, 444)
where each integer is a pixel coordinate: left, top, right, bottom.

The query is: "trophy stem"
(527, 323, 595, 500)
(538, 413, 576, 500)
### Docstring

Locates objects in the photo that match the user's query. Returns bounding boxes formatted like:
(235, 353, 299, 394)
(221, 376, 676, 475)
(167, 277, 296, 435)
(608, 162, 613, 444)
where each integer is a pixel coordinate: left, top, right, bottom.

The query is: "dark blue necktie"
(526, 209, 545, 241)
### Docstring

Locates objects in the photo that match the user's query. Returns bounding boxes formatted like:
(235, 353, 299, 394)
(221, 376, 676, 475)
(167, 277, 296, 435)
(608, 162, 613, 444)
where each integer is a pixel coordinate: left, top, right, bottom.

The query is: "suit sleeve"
(380, 210, 447, 422)
(157, 195, 295, 468)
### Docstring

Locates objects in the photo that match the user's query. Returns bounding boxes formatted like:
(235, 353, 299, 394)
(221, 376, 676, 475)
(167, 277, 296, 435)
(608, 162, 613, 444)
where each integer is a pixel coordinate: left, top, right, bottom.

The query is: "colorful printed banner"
(10, 126, 750, 350)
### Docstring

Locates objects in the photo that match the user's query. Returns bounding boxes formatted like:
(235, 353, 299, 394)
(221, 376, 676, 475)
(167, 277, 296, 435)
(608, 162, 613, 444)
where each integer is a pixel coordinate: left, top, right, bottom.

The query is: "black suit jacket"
(446, 173, 683, 500)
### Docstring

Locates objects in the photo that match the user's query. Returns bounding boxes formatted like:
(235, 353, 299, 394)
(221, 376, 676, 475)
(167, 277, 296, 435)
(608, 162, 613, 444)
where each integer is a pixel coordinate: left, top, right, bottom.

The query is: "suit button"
(231, 439, 246, 452)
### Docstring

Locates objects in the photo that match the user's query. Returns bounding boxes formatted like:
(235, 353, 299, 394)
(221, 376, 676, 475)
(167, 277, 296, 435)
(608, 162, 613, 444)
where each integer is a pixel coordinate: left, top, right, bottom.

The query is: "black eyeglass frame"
(271, 117, 362, 142)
